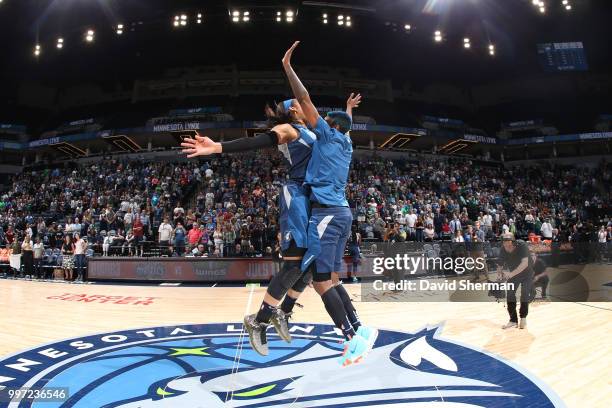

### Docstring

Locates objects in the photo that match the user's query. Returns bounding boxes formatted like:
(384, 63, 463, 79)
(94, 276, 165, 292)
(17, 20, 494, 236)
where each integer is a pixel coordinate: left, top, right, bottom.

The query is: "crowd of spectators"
(0, 152, 610, 279)
(347, 157, 611, 248)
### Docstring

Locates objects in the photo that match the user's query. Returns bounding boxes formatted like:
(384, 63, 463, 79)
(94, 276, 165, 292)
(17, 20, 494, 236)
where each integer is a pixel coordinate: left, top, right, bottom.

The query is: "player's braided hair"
(265, 101, 293, 127)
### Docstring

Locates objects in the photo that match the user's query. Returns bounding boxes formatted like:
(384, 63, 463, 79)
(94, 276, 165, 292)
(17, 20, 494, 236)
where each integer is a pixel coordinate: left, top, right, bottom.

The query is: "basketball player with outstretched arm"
(282, 41, 378, 366)
(181, 93, 362, 356)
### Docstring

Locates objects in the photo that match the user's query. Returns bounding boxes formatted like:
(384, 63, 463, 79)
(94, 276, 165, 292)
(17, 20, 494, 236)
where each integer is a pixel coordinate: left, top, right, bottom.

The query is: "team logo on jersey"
(0, 323, 564, 407)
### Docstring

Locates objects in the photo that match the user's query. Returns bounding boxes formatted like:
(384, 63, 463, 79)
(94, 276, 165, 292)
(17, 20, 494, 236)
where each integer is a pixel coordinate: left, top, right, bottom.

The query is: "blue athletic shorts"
(279, 182, 311, 251)
(301, 206, 353, 274)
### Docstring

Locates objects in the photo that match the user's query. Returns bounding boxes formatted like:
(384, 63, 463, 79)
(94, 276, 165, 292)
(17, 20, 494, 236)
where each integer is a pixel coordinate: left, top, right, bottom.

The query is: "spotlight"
(532, 0, 539, 4)
(197, 13, 203, 24)
(562, 0, 568, 3)
(539, 6, 546, 13)
(463, 38, 471, 49)
(231, 10, 249, 22)
(278, 10, 294, 22)
(117, 24, 124, 35)
(489, 44, 496, 56)
(404, 24, 411, 31)
(56, 38, 64, 49)
(85, 29, 94, 42)
(337, 14, 350, 27)
(34, 44, 41, 57)
(565, 4, 572, 10)
(434, 30, 443, 42)
(322, 13, 328, 24)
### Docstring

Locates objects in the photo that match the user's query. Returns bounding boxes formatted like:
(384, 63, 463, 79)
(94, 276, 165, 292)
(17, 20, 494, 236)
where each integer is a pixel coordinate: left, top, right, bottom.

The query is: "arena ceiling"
(0, 0, 611, 90)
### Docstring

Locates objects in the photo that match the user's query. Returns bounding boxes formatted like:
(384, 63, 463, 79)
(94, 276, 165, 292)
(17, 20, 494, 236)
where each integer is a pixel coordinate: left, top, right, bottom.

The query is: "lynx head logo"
(0, 323, 564, 407)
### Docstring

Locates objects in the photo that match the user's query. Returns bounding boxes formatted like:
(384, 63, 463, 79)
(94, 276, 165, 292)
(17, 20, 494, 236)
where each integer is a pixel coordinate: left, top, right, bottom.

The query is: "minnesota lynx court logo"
(0, 323, 564, 407)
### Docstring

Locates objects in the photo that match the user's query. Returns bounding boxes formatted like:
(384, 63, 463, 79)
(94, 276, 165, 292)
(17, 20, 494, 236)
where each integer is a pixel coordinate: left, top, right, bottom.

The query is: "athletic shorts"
(279, 182, 311, 251)
(301, 206, 352, 274)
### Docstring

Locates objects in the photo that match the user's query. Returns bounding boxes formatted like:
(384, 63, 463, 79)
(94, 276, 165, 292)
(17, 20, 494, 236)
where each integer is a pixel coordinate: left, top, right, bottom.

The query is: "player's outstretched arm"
(346, 93, 362, 118)
(181, 126, 298, 158)
(282, 41, 319, 128)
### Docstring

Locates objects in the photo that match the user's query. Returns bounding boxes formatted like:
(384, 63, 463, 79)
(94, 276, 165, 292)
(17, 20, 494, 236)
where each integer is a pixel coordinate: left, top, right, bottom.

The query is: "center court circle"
(0, 323, 564, 407)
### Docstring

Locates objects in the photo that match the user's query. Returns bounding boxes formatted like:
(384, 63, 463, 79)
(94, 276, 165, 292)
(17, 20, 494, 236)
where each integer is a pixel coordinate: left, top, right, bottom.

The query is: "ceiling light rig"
(277, 10, 295, 23)
(562, 0, 572, 11)
(231, 10, 250, 23)
(28, 8, 519, 60)
(173, 14, 188, 27)
(337, 15, 351, 27)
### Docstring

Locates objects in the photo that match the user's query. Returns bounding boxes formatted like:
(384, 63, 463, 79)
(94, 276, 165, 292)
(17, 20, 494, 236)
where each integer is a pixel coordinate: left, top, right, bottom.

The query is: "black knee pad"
(310, 263, 331, 283)
(291, 269, 313, 293)
(313, 271, 331, 282)
(281, 240, 306, 258)
(267, 259, 303, 299)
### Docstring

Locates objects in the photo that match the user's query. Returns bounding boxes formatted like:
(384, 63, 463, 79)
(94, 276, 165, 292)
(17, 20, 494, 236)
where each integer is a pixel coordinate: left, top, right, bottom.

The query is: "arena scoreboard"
(537, 42, 588, 72)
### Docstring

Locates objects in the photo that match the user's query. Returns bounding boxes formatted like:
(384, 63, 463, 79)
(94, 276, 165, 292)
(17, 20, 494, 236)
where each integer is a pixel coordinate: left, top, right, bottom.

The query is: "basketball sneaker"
(519, 318, 527, 329)
(338, 334, 370, 367)
(243, 314, 269, 356)
(356, 326, 379, 351)
(270, 309, 292, 343)
(502, 321, 518, 329)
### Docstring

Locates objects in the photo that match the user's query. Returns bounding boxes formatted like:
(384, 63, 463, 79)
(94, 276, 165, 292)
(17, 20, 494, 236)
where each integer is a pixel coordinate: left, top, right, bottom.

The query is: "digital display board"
(537, 42, 588, 72)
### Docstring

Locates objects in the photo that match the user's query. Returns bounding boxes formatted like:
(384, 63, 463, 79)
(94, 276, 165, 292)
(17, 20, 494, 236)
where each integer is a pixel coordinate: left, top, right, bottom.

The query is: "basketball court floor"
(0, 264, 610, 407)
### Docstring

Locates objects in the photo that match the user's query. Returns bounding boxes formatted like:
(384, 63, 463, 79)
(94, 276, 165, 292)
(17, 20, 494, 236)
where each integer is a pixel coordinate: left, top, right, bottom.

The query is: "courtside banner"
(87, 257, 377, 282)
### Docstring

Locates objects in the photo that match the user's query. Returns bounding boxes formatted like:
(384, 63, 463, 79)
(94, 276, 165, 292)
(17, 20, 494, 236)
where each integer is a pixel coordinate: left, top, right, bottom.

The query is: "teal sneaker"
(337, 334, 369, 366)
(357, 326, 379, 351)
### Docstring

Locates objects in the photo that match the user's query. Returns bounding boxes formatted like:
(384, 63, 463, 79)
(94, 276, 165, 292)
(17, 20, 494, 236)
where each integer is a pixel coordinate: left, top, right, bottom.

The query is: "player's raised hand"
(180, 132, 221, 158)
(282, 41, 300, 66)
(347, 93, 362, 110)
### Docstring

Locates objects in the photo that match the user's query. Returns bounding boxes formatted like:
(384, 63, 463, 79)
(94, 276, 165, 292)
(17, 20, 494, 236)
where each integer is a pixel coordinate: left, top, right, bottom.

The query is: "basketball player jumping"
(281, 41, 378, 366)
(181, 91, 362, 357)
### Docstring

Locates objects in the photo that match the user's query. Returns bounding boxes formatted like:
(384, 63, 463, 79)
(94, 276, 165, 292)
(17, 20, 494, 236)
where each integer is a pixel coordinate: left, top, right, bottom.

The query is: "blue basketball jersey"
(304, 117, 353, 207)
(277, 124, 317, 183)
(277, 124, 317, 250)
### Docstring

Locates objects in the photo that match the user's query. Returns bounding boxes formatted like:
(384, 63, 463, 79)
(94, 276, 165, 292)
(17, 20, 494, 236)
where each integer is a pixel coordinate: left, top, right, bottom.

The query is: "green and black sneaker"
(243, 314, 269, 356)
(270, 309, 292, 343)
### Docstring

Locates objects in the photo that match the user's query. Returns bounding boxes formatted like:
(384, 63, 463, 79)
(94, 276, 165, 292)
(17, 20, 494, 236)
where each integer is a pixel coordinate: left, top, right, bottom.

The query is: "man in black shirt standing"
(498, 233, 534, 329)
